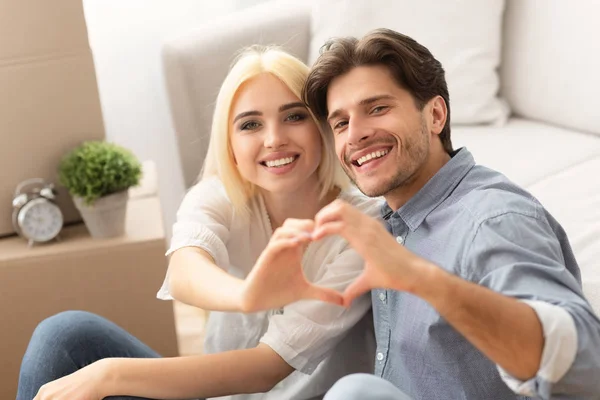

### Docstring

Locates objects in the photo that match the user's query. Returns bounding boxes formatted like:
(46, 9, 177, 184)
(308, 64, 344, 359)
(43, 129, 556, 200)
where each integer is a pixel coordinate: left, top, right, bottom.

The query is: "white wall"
(82, 0, 266, 237)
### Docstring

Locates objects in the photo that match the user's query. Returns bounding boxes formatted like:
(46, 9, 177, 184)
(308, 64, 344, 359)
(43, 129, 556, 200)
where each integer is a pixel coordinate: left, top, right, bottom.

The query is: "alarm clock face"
(17, 197, 63, 242)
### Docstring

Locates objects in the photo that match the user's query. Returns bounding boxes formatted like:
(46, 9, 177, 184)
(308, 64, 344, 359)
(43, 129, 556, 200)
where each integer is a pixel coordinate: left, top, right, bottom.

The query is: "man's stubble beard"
(344, 119, 430, 198)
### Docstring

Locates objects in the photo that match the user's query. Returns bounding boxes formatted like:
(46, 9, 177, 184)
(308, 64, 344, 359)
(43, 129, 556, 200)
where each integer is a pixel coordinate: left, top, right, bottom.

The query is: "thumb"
(342, 273, 372, 307)
(306, 284, 344, 306)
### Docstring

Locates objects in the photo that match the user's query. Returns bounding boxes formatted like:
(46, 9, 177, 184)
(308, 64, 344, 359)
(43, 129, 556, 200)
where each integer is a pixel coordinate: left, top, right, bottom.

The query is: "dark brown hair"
(303, 28, 453, 154)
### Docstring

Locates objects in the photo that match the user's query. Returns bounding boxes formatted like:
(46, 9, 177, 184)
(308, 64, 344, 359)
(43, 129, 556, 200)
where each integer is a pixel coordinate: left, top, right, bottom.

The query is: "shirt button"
(378, 292, 386, 303)
(377, 352, 384, 361)
(396, 236, 404, 244)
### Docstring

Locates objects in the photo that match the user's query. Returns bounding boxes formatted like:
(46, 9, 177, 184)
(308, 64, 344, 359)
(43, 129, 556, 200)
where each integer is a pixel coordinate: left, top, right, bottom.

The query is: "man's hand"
(240, 219, 344, 312)
(312, 199, 435, 306)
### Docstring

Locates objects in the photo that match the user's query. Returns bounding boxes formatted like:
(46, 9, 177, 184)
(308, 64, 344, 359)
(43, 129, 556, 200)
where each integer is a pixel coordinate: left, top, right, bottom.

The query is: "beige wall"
(0, 0, 105, 237)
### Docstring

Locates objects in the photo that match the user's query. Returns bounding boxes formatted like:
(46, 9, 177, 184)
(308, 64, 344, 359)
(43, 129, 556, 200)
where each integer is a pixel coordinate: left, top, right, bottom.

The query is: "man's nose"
(264, 124, 288, 148)
(347, 118, 373, 146)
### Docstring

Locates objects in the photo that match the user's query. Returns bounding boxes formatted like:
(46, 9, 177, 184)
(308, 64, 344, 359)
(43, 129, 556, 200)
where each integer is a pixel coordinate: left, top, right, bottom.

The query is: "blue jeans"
(16, 310, 162, 400)
(324, 373, 412, 400)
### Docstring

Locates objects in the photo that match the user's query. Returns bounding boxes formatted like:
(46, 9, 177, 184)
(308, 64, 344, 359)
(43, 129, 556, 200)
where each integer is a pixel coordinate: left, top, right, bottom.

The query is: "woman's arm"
(162, 177, 243, 311)
(103, 344, 293, 399)
(167, 247, 245, 311)
(34, 344, 294, 400)
(168, 222, 341, 313)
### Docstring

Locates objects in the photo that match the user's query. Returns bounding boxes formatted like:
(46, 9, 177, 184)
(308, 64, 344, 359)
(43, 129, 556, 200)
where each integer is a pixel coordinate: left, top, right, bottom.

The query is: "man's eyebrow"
(327, 109, 343, 124)
(359, 94, 395, 106)
(327, 94, 396, 123)
(233, 110, 262, 124)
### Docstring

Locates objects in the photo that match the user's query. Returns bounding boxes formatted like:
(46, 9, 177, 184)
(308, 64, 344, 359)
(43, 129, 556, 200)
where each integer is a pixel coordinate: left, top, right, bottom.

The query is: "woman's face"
(229, 73, 323, 195)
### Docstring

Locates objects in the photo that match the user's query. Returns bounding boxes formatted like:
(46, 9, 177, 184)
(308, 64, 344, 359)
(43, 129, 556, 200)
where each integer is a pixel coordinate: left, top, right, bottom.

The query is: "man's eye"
(241, 121, 260, 130)
(333, 120, 348, 130)
(371, 106, 388, 114)
(285, 113, 306, 122)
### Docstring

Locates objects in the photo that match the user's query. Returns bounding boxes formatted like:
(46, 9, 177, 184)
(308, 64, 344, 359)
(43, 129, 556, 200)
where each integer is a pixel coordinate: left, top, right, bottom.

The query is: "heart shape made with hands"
(242, 199, 423, 311)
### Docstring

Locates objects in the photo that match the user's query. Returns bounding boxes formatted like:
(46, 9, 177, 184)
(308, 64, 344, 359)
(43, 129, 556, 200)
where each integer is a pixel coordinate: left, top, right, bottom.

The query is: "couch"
(160, 0, 600, 313)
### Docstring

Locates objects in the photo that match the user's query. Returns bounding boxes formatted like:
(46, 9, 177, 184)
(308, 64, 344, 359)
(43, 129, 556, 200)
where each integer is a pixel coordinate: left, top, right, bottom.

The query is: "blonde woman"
(17, 46, 380, 400)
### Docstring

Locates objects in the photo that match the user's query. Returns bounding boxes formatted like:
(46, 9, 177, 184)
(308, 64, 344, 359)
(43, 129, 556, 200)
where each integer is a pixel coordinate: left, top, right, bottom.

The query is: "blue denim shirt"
(372, 148, 600, 399)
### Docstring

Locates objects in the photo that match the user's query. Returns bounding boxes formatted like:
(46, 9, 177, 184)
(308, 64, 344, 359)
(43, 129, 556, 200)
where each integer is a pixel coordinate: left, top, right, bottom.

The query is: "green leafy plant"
(58, 141, 142, 205)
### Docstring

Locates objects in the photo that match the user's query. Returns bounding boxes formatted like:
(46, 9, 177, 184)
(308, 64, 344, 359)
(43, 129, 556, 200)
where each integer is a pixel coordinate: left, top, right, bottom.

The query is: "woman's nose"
(264, 124, 288, 148)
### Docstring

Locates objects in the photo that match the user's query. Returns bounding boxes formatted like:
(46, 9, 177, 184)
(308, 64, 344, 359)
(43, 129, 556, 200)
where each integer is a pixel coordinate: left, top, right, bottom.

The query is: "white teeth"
(357, 150, 388, 166)
(265, 156, 296, 168)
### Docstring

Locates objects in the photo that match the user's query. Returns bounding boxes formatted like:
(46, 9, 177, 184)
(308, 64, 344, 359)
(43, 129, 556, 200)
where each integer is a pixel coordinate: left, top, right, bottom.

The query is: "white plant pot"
(73, 191, 129, 238)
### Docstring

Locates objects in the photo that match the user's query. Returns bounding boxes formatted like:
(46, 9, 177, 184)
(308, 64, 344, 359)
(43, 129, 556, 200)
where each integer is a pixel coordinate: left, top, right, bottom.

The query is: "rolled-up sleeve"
(260, 244, 372, 374)
(157, 177, 232, 300)
(465, 209, 600, 399)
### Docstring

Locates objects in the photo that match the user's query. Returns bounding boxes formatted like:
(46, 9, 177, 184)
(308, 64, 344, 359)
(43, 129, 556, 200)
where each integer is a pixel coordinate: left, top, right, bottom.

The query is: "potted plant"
(58, 141, 142, 238)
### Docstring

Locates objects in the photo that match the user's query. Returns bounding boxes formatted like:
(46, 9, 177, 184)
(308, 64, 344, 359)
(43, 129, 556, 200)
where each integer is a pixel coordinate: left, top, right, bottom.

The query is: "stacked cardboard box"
(0, 194, 179, 399)
(0, 3, 179, 397)
(0, 0, 105, 237)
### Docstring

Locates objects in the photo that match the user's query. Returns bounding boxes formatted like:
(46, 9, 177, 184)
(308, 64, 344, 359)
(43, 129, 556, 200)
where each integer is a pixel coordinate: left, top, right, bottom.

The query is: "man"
(300, 28, 600, 399)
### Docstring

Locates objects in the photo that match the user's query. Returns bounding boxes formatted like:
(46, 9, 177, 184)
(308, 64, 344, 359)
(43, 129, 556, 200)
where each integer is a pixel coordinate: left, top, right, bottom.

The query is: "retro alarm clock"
(12, 178, 64, 246)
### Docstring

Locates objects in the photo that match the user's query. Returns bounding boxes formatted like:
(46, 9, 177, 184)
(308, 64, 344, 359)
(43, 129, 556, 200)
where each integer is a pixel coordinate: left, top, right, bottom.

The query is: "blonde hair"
(201, 45, 348, 214)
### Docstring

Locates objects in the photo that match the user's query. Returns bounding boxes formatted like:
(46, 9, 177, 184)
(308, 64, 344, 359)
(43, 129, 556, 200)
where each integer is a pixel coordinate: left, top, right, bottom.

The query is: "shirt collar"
(380, 147, 475, 231)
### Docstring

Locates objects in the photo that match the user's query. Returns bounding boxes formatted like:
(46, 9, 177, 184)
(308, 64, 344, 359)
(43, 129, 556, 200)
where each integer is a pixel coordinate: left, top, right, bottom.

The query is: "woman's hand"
(33, 360, 109, 400)
(312, 199, 436, 306)
(239, 219, 344, 312)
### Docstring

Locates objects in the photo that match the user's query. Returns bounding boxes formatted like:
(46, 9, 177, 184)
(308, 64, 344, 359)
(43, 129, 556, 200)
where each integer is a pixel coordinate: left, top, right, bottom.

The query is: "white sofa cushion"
(501, 0, 600, 137)
(453, 118, 600, 312)
(527, 158, 600, 314)
(453, 119, 600, 187)
(308, 0, 509, 126)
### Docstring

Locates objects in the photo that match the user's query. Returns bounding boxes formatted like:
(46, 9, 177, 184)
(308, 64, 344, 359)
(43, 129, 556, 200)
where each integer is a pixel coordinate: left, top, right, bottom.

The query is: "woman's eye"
(285, 113, 306, 122)
(240, 121, 260, 131)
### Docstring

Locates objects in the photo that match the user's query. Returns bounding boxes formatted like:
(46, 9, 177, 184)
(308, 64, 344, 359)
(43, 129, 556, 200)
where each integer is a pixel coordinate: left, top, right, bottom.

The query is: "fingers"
(313, 200, 369, 241)
(342, 273, 372, 307)
(306, 284, 344, 306)
(272, 226, 312, 244)
(311, 221, 345, 241)
(314, 199, 347, 226)
(281, 218, 315, 232)
(268, 237, 303, 251)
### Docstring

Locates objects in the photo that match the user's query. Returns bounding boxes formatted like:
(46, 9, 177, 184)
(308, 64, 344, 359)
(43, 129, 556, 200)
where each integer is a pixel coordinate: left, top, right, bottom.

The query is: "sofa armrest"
(162, 0, 312, 188)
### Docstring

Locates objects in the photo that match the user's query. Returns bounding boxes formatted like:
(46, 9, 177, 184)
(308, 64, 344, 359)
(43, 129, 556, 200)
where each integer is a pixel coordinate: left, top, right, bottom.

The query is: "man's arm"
(312, 200, 543, 378)
(412, 264, 543, 380)
(313, 200, 600, 397)
(453, 211, 600, 397)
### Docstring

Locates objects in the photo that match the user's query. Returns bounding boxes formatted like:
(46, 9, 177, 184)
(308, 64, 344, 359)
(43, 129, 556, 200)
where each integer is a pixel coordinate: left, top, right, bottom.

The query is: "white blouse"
(157, 177, 383, 400)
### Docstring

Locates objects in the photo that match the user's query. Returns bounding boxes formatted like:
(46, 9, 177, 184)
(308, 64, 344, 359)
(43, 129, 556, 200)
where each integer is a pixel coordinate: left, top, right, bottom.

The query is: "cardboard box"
(0, 0, 105, 237)
(0, 196, 179, 400)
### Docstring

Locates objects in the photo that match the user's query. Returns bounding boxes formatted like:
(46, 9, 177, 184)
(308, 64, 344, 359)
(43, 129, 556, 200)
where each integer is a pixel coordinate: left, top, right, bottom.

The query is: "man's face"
(326, 65, 431, 198)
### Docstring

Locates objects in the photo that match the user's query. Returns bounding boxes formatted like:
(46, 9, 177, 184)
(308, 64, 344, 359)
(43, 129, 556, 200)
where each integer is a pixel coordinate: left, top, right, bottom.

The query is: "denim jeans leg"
(16, 310, 161, 400)
(324, 373, 413, 400)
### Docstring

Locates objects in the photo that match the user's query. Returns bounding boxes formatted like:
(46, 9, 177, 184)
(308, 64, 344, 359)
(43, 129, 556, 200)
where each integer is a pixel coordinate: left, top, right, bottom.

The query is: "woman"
(17, 46, 381, 400)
